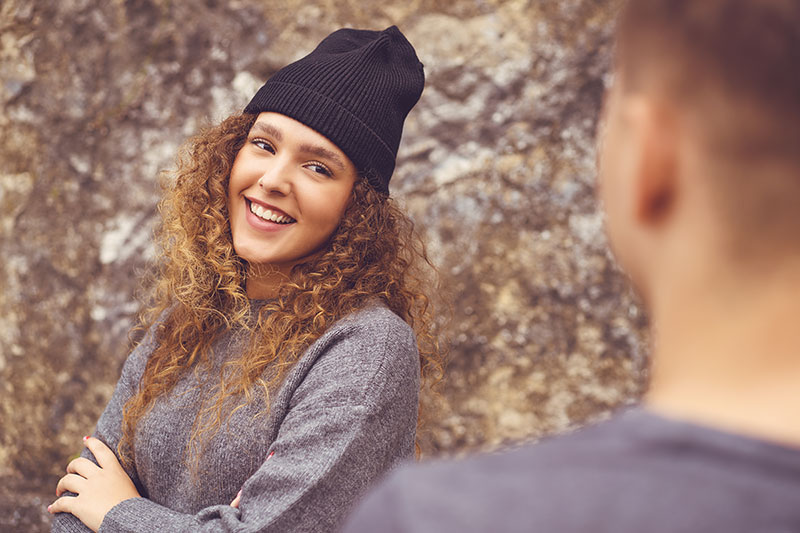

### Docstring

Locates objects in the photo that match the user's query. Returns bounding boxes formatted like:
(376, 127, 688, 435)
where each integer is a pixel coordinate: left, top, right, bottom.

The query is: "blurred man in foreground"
(342, 1, 800, 531)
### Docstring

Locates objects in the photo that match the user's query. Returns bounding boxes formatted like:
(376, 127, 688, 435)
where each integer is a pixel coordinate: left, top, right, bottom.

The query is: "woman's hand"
(230, 489, 242, 508)
(48, 436, 141, 532)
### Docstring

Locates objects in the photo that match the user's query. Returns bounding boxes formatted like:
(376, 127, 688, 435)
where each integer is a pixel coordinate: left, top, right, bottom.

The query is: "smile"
(248, 200, 296, 224)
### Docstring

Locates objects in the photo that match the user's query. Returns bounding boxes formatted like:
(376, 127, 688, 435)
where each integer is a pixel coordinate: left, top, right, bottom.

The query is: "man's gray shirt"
(344, 408, 800, 533)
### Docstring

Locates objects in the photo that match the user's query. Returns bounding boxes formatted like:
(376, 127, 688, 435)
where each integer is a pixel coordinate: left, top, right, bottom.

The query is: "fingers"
(230, 490, 242, 508)
(48, 495, 76, 515)
(83, 436, 119, 470)
(67, 457, 100, 478)
(56, 473, 87, 497)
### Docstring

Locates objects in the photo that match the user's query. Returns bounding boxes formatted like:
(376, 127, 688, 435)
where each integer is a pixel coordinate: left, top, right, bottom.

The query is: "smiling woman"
(228, 113, 359, 291)
(49, 26, 442, 533)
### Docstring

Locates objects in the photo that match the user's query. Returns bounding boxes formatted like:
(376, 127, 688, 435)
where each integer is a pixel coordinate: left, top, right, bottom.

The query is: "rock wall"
(0, 0, 647, 530)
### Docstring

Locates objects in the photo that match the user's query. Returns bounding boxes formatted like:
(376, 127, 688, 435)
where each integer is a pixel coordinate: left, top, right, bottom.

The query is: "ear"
(630, 97, 679, 225)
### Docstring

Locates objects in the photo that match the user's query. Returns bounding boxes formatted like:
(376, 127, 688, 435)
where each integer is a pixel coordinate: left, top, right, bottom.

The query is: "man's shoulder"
(344, 408, 800, 533)
(385, 409, 641, 493)
(391, 407, 800, 489)
(345, 412, 642, 532)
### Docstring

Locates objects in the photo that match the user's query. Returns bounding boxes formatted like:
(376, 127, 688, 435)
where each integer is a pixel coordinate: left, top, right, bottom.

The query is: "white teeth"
(249, 201, 295, 224)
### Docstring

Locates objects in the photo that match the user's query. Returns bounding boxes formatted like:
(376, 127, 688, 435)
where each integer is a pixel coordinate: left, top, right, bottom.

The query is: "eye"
(305, 161, 333, 177)
(251, 138, 275, 154)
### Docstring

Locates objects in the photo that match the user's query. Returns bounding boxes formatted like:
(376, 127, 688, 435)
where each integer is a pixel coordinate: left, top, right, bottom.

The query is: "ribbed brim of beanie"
(244, 26, 425, 194)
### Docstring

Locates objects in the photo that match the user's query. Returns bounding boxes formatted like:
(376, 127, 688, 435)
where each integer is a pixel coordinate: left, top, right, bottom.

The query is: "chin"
(232, 242, 274, 266)
(239, 252, 283, 268)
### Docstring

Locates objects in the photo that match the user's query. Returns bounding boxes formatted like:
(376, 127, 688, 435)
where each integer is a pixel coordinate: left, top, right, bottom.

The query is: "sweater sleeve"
(97, 309, 421, 533)
(50, 329, 155, 533)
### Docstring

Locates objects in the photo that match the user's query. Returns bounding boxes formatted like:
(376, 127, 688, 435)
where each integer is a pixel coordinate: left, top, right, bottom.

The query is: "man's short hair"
(616, 0, 800, 160)
(615, 0, 800, 256)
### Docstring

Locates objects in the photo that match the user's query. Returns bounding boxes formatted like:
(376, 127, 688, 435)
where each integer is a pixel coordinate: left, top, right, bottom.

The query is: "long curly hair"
(118, 113, 444, 467)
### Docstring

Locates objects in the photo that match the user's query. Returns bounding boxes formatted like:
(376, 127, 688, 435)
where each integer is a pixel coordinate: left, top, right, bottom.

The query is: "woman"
(49, 26, 441, 532)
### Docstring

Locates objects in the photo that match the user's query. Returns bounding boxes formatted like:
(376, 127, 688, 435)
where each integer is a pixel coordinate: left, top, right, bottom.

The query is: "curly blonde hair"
(119, 113, 443, 467)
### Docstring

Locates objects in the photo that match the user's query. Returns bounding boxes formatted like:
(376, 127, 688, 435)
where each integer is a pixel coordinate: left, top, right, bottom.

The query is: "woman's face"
(228, 112, 358, 278)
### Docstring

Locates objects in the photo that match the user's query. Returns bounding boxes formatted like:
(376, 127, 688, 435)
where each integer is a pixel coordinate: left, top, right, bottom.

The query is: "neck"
(645, 258, 800, 447)
(245, 264, 291, 300)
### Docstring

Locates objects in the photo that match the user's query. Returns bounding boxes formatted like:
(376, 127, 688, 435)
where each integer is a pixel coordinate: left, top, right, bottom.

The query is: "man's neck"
(645, 264, 800, 447)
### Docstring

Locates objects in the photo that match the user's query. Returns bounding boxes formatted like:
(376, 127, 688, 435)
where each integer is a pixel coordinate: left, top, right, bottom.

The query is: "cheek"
(226, 180, 239, 226)
(228, 157, 246, 195)
(300, 184, 354, 232)
(227, 157, 250, 213)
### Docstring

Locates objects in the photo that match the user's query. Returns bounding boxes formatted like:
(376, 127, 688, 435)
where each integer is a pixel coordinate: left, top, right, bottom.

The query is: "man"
(342, 1, 800, 531)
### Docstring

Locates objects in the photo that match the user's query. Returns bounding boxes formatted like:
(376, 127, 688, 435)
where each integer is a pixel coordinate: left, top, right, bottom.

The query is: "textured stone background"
(0, 0, 648, 530)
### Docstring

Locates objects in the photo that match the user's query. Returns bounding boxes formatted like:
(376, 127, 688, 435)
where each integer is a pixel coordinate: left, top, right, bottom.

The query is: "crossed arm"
(49, 313, 420, 533)
(49, 437, 141, 532)
(49, 436, 247, 532)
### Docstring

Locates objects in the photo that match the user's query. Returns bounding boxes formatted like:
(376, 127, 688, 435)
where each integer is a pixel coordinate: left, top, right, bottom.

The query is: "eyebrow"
(250, 121, 347, 172)
(250, 121, 282, 141)
(298, 144, 346, 172)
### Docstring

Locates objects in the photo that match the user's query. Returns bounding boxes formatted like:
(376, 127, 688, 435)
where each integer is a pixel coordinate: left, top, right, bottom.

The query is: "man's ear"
(630, 97, 679, 225)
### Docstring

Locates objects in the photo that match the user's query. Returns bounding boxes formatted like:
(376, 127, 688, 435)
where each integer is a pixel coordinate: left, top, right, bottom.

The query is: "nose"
(257, 159, 292, 196)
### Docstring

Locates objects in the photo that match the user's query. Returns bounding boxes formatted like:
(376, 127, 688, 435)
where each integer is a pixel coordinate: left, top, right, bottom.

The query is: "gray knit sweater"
(51, 302, 420, 533)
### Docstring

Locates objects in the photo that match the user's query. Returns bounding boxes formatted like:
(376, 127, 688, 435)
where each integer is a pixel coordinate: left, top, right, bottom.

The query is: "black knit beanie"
(243, 26, 424, 194)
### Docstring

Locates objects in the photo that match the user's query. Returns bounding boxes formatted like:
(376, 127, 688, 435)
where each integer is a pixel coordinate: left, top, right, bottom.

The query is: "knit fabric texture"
(50, 302, 420, 533)
(244, 26, 425, 194)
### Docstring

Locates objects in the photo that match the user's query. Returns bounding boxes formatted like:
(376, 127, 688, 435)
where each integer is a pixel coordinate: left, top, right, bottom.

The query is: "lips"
(246, 198, 296, 225)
